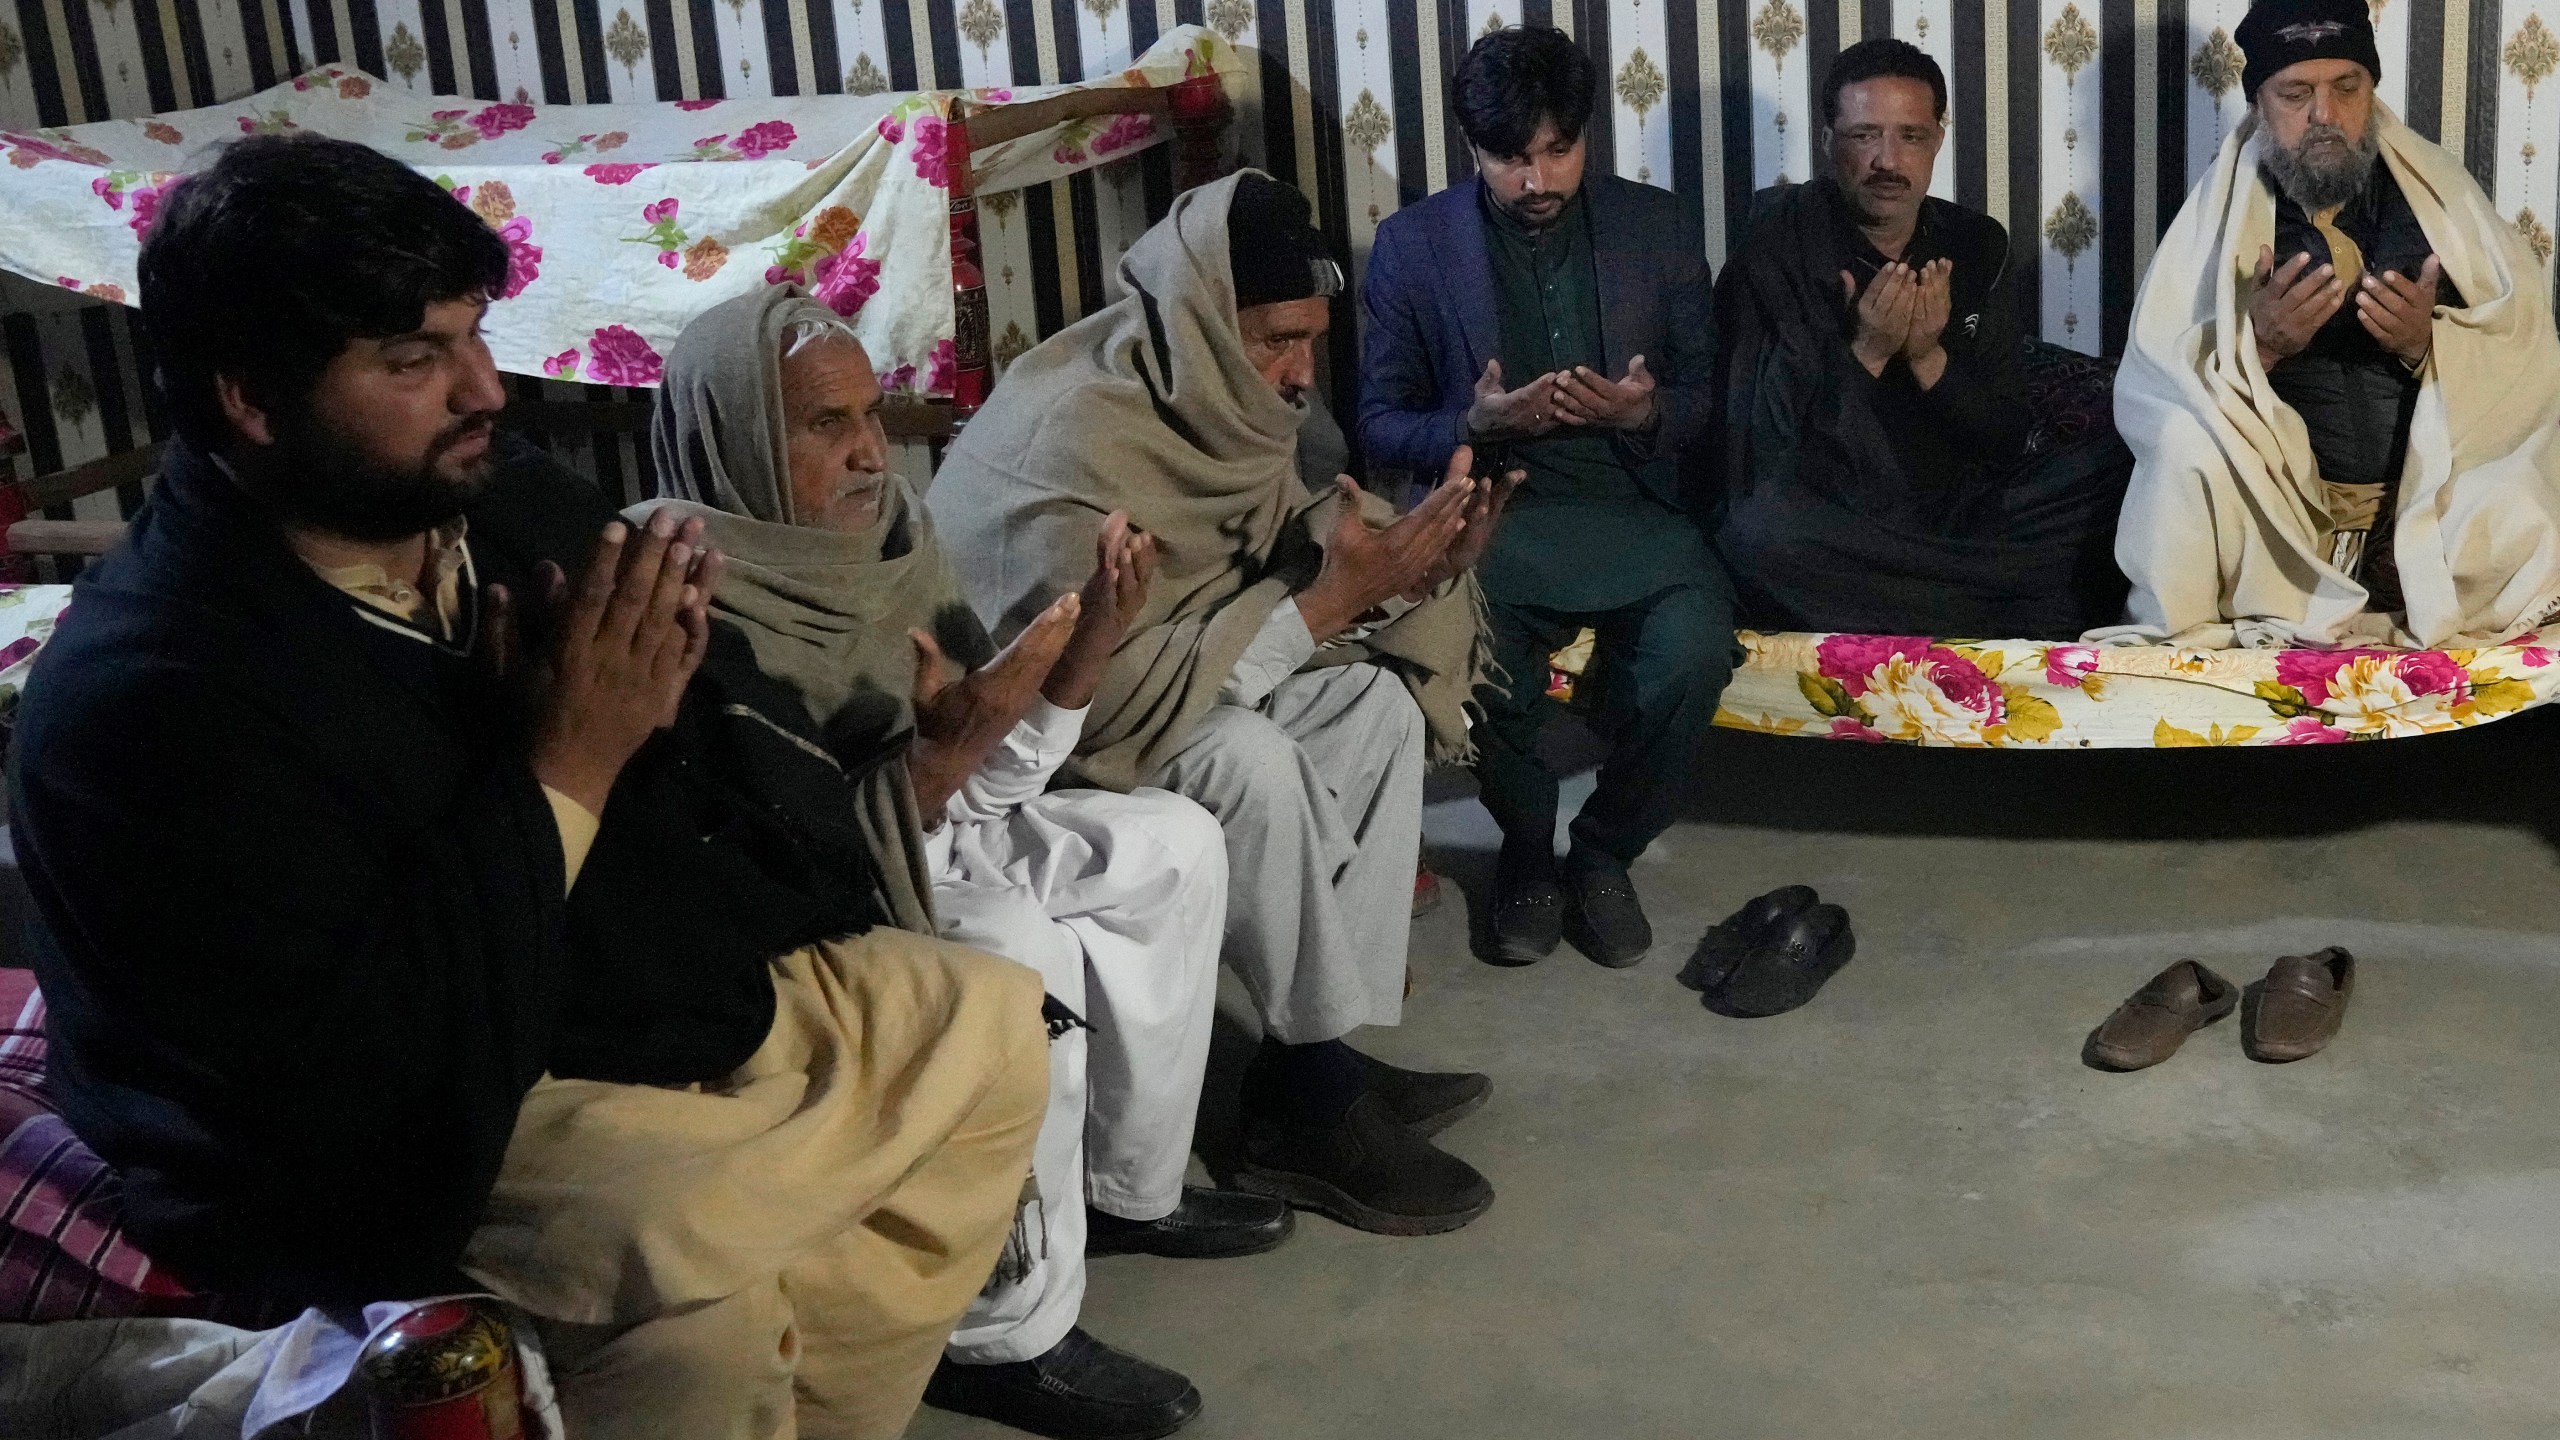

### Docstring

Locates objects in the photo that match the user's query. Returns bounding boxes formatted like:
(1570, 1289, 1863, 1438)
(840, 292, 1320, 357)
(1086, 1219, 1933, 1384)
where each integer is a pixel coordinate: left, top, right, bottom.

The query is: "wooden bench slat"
(9, 519, 129, 556)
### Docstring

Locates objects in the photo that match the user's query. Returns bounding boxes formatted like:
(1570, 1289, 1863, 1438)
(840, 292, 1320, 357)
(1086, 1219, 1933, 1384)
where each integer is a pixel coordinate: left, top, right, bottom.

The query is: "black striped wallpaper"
(5, 0, 2555, 520)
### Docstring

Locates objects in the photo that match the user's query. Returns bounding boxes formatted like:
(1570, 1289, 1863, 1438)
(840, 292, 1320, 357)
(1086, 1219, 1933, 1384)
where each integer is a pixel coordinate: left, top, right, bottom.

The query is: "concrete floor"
(914, 712, 2560, 1440)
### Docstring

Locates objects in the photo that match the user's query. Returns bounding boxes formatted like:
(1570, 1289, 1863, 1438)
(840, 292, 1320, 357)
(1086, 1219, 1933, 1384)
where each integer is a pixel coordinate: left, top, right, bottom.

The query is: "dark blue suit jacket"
(1356, 173, 1718, 511)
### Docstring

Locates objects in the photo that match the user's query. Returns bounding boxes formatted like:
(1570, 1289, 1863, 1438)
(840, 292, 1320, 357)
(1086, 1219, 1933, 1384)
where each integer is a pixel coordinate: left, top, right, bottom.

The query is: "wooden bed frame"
(0, 74, 1235, 560)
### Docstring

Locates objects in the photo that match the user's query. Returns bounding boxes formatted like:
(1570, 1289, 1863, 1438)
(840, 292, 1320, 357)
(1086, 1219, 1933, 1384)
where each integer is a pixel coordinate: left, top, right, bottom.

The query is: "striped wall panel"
(14, 0, 2560, 500)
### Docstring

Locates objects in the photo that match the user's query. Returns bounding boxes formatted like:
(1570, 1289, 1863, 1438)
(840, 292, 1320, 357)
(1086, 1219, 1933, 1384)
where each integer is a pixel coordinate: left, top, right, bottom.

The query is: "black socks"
(1498, 837, 1559, 891)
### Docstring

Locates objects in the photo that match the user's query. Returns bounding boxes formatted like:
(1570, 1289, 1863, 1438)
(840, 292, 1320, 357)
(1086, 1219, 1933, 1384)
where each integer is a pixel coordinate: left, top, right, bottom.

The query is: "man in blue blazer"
(1359, 26, 1736, 970)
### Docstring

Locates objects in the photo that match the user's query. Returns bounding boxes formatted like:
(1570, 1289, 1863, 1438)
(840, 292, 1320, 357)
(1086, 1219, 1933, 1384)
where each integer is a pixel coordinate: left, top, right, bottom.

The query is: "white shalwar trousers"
(934, 701, 1227, 1365)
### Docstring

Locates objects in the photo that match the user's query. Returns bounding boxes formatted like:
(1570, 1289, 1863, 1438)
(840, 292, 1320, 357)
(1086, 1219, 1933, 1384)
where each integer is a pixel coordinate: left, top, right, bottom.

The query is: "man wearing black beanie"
(933, 170, 1519, 1285)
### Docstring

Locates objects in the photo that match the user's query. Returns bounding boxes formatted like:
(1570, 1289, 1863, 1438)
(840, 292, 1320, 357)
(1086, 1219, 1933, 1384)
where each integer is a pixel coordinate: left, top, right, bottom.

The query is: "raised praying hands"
(2248, 246, 2345, 372)
(493, 510, 723, 819)
(906, 592, 1080, 818)
(1417, 444, 1524, 594)
(2355, 254, 2442, 367)
(1841, 259, 1953, 381)
(1549, 356, 1657, 430)
(1465, 358, 1564, 439)
(1295, 468, 1476, 642)
(1042, 510, 1159, 712)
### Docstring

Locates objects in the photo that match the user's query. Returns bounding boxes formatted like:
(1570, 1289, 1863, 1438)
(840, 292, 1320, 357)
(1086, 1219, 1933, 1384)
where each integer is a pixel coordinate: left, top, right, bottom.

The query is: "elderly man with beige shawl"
(931, 172, 1513, 1242)
(2112, 0, 2560, 650)
(634, 285, 1294, 1440)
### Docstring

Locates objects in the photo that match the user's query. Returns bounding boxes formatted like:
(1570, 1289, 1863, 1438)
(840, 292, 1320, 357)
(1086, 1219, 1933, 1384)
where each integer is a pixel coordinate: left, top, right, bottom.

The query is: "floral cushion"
(1712, 631, 2560, 748)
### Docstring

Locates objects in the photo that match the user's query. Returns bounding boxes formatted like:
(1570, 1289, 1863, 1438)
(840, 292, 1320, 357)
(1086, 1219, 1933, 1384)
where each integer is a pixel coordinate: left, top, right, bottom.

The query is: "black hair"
(1820, 38, 1948, 127)
(1452, 25, 1599, 158)
(138, 133, 510, 451)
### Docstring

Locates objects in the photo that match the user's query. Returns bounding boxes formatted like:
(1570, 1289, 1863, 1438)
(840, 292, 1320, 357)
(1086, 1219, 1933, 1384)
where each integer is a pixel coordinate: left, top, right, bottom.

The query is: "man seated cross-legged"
(642, 284, 1284, 1440)
(14, 133, 1053, 1440)
(930, 171, 1510, 1240)
(1714, 38, 2134, 641)
(2113, 0, 2560, 648)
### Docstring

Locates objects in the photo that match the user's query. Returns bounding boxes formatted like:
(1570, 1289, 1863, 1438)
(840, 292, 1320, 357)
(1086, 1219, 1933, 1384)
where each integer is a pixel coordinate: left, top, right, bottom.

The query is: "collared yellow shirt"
(299, 516, 599, 891)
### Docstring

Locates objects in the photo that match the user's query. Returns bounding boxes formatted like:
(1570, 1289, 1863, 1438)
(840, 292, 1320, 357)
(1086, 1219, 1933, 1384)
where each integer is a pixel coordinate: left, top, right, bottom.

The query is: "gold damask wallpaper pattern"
(5, 0, 2560, 511)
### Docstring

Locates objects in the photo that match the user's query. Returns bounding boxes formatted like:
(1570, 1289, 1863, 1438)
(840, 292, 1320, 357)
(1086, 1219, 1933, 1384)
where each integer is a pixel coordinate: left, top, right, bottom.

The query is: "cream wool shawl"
(2107, 107, 2560, 649)
(927, 170, 1492, 793)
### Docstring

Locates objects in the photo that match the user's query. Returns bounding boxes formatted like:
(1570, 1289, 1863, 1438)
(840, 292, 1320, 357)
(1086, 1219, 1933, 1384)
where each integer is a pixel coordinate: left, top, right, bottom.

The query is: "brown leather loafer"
(2084, 959, 2239, 1071)
(2246, 947, 2356, 1062)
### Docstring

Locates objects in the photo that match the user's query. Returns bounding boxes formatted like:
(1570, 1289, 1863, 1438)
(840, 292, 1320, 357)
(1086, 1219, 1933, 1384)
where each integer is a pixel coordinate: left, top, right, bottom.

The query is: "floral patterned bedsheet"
(1704, 630, 2560, 747)
(0, 28, 1237, 397)
(0, 586, 72, 737)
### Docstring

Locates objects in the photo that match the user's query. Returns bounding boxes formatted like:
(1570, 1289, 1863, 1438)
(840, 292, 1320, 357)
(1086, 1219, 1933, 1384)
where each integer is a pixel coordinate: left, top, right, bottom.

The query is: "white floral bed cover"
(1707, 630, 2560, 747)
(14, 590, 2541, 751)
(0, 27, 1238, 397)
(0, 585, 72, 729)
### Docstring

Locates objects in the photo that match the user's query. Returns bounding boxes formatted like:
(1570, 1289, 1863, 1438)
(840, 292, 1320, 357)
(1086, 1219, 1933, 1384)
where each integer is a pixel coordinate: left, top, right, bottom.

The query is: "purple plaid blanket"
(1, 970, 225, 1322)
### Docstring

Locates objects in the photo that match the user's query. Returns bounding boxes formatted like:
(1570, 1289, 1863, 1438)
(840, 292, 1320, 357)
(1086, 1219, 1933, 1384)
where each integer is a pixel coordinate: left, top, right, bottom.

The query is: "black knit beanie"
(2236, 0, 2381, 99)
(1226, 172, 1344, 311)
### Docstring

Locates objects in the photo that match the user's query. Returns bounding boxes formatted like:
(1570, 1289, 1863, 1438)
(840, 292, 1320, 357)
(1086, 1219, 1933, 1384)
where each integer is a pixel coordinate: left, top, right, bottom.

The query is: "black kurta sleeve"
(1918, 232, 2030, 464)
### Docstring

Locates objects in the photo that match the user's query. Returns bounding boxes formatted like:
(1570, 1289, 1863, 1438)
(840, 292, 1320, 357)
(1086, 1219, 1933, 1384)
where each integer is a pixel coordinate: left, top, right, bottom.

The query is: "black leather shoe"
(1234, 1093, 1494, 1236)
(1352, 1047, 1492, 1136)
(1680, 885, 1820, 991)
(1086, 1186, 1294, 1259)
(923, 1328, 1202, 1440)
(1562, 855, 1652, 968)
(1487, 876, 1564, 966)
(1703, 902, 1857, 1018)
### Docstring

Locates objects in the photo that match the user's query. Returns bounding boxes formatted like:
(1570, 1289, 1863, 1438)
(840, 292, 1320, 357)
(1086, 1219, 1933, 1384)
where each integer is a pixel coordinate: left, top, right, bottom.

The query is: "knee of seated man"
(1337, 661, 1425, 744)
(937, 884, 1081, 992)
(866, 928, 1053, 1089)
(1125, 787, 1232, 888)
(1162, 704, 1315, 807)
(932, 937, 1054, 1132)
(1656, 585, 1736, 654)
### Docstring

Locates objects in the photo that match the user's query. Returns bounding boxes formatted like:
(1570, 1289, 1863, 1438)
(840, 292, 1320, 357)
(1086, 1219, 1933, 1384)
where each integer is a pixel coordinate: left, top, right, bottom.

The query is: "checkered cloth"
(0, 967, 227, 1322)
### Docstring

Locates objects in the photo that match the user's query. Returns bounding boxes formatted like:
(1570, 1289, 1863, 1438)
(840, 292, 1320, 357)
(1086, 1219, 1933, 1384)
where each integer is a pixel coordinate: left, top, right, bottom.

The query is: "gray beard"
(2262, 121, 2382, 212)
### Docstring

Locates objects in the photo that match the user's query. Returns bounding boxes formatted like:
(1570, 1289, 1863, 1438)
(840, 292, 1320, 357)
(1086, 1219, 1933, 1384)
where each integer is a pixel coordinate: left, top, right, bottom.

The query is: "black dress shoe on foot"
(1562, 857, 1652, 968)
(1680, 885, 1820, 991)
(1350, 1047, 1492, 1136)
(924, 1328, 1203, 1440)
(1487, 877, 1564, 966)
(1234, 1093, 1494, 1236)
(1703, 902, 1857, 1017)
(1087, 1186, 1294, 1259)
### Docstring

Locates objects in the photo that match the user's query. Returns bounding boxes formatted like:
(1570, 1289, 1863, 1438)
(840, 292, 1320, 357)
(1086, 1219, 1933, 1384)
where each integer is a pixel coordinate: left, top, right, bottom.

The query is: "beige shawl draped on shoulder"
(925, 170, 1491, 793)
(2107, 108, 2560, 649)
(637, 284, 991, 934)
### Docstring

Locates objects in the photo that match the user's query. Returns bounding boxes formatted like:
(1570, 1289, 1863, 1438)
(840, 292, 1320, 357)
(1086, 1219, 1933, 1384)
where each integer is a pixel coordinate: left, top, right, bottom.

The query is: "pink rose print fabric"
(0, 35, 1239, 403)
(496, 216, 543, 298)
(906, 114, 951, 186)
(469, 104, 536, 141)
(1704, 626, 2560, 748)
(810, 234, 881, 317)
(586, 326, 663, 387)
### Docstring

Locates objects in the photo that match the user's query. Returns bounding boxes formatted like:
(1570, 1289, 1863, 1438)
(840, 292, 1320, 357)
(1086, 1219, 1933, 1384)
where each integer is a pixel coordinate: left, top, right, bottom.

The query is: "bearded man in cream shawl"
(931, 173, 1514, 1242)
(2111, 0, 2560, 648)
